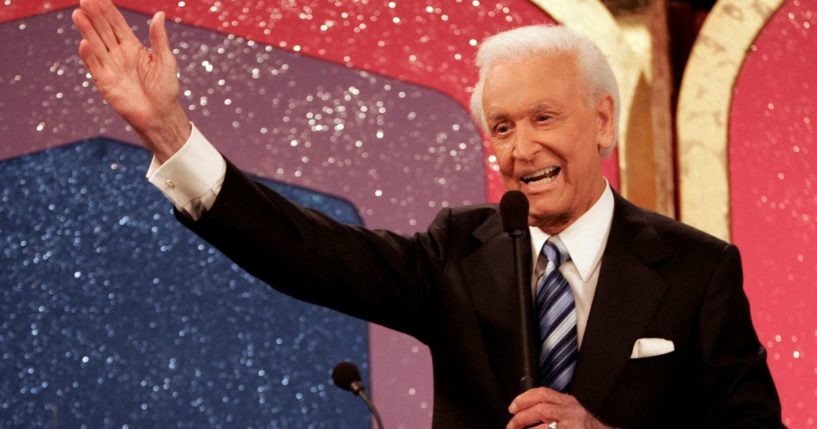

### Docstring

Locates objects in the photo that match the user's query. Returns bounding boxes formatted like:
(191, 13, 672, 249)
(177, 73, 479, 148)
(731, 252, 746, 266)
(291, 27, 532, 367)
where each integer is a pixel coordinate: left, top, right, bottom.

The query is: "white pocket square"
(630, 338, 675, 359)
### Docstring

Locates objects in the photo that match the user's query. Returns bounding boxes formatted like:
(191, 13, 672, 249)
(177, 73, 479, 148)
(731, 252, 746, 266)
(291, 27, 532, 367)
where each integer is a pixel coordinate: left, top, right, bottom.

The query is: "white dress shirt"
(146, 123, 226, 220)
(147, 123, 614, 346)
(528, 184, 614, 346)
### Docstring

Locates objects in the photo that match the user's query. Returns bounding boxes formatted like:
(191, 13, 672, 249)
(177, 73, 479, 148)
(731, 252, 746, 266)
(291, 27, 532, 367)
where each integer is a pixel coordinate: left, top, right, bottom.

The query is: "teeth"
(521, 167, 560, 184)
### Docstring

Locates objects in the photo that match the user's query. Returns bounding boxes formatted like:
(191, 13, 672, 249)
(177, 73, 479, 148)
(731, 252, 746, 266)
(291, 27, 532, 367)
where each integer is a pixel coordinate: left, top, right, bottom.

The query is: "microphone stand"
(352, 381, 384, 429)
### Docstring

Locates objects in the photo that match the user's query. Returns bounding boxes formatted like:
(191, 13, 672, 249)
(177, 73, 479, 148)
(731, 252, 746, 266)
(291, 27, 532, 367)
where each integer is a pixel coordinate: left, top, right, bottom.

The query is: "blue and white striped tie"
(535, 236, 578, 392)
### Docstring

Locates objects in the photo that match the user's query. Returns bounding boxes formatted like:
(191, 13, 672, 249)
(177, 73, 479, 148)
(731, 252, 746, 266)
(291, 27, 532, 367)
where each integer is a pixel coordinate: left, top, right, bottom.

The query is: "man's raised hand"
(72, 0, 190, 162)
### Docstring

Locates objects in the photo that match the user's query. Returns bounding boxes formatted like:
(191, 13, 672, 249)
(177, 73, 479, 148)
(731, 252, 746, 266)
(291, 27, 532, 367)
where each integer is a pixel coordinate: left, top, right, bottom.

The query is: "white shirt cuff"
(146, 123, 226, 219)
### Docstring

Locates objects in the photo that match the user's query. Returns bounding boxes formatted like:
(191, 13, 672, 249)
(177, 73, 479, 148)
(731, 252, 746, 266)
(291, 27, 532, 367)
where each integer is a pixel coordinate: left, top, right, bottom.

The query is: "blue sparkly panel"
(0, 139, 369, 428)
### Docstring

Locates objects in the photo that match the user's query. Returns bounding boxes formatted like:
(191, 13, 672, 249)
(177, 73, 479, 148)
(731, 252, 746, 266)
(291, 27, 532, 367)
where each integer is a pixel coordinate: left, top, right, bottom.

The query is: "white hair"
(469, 25, 620, 155)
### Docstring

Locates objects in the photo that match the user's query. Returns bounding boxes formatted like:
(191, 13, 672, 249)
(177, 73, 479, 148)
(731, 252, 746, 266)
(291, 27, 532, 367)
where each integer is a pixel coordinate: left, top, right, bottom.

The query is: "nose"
(511, 122, 540, 161)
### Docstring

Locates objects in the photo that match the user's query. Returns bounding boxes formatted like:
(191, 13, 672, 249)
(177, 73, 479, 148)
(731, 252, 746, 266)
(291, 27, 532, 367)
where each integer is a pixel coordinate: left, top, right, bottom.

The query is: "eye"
(534, 113, 552, 123)
(491, 121, 513, 137)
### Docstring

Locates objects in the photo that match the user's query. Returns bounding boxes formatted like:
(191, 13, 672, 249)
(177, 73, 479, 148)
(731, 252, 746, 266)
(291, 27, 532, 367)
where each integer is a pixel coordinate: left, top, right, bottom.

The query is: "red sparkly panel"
(729, 0, 817, 425)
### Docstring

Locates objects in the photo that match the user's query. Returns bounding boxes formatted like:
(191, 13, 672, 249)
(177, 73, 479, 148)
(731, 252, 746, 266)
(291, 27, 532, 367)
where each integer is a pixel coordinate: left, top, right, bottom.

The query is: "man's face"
(481, 53, 614, 232)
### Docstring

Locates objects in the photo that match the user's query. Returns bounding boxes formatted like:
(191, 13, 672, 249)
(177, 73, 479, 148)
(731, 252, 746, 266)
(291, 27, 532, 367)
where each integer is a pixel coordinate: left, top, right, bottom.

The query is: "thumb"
(148, 11, 172, 59)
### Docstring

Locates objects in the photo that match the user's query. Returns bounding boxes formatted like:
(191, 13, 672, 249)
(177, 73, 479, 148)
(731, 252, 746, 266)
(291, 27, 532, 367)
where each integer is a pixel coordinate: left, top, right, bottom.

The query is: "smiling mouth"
(520, 167, 561, 185)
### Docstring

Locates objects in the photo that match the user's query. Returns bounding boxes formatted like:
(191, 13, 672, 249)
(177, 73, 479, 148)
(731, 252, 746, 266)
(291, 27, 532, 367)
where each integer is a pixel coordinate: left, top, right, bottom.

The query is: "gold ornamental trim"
(676, 0, 785, 241)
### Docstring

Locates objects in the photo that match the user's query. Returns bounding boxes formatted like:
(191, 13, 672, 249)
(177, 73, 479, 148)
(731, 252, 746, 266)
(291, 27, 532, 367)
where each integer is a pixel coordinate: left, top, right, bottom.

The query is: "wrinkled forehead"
(480, 56, 594, 125)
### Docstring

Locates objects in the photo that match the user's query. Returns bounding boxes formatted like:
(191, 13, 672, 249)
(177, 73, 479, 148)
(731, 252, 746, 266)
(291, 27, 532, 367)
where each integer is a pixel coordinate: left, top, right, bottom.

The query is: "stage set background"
(1, 0, 814, 427)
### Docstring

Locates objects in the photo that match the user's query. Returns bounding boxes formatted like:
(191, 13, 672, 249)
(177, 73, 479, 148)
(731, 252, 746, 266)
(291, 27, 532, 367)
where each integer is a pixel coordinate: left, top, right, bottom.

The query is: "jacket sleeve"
(696, 244, 784, 428)
(175, 158, 453, 343)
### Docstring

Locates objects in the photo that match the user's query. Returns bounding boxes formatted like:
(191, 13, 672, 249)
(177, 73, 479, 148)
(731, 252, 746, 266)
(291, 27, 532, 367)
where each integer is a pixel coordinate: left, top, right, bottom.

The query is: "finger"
(507, 419, 549, 429)
(78, 39, 103, 76)
(98, 0, 138, 43)
(506, 416, 550, 429)
(72, 9, 109, 61)
(148, 11, 172, 59)
(80, 0, 119, 51)
(506, 403, 561, 429)
(509, 387, 567, 413)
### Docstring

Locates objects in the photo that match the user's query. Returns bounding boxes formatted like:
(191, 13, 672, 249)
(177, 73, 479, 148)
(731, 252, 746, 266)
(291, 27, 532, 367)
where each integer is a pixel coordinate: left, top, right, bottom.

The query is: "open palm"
(73, 0, 187, 158)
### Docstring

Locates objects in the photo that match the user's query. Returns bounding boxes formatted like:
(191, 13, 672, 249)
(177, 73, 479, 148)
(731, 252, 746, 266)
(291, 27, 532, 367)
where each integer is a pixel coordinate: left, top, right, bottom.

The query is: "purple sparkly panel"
(0, 10, 486, 233)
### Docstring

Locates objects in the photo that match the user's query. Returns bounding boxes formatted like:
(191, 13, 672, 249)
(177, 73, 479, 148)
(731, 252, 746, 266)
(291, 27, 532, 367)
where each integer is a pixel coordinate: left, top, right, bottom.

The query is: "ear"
(594, 94, 615, 152)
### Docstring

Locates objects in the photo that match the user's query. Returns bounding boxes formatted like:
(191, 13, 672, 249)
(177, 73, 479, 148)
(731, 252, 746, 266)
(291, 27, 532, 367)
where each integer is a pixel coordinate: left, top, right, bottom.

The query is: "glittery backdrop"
(729, 0, 817, 426)
(0, 139, 369, 427)
(0, 0, 674, 427)
(0, 2, 569, 427)
(4, 0, 815, 426)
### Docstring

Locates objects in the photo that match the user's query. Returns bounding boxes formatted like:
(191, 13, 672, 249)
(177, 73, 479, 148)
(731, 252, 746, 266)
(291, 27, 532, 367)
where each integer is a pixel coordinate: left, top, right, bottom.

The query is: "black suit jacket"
(179, 160, 783, 428)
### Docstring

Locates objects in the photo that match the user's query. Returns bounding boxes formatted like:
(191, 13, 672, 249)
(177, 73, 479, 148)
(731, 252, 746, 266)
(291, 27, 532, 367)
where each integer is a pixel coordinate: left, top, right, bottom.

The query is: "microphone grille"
(332, 361, 362, 392)
(500, 190, 529, 232)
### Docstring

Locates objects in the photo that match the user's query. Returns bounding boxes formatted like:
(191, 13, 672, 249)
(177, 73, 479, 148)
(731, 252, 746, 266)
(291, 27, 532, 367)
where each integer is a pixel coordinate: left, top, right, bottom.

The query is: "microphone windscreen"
(332, 361, 362, 392)
(500, 190, 529, 232)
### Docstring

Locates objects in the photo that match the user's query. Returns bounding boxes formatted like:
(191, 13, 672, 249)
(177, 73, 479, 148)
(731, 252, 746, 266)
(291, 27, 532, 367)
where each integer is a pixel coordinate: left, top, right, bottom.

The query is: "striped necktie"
(535, 236, 578, 392)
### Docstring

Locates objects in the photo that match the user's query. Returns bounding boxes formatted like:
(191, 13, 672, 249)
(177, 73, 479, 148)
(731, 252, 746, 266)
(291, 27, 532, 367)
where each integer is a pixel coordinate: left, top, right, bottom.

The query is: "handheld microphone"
(500, 190, 529, 234)
(500, 190, 537, 391)
(332, 361, 384, 429)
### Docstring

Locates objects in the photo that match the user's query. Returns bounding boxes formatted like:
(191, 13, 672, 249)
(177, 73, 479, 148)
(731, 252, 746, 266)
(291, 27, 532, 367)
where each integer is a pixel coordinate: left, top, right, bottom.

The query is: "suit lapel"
(569, 193, 671, 412)
(462, 212, 534, 402)
(459, 195, 671, 409)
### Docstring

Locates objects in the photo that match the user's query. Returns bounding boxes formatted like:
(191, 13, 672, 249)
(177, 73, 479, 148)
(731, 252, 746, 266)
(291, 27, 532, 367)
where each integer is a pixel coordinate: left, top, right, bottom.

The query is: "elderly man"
(73, 0, 783, 427)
